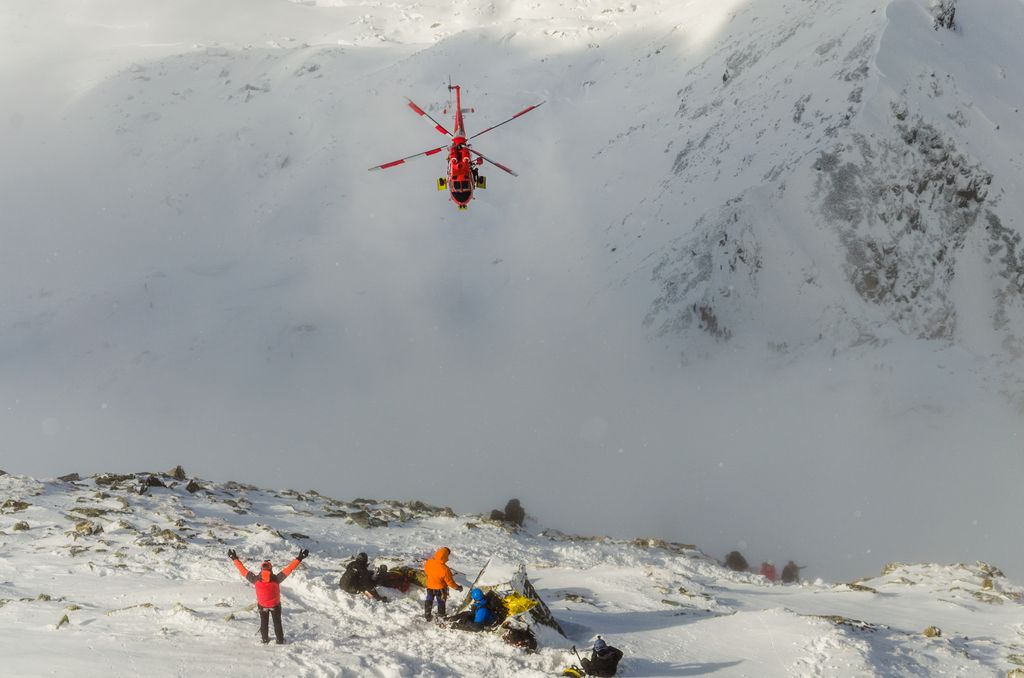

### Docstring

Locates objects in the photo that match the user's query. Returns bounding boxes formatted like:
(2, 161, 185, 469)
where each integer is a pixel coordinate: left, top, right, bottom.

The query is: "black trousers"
(258, 604, 284, 643)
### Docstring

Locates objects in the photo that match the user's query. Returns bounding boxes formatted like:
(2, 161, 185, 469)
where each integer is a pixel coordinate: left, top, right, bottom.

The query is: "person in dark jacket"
(725, 550, 749, 572)
(781, 560, 804, 584)
(581, 636, 623, 677)
(339, 552, 388, 601)
(229, 548, 308, 644)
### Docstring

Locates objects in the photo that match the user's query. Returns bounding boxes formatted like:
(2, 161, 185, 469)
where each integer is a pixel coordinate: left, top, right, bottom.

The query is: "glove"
(455, 585, 464, 592)
(297, 548, 309, 561)
(227, 549, 237, 560)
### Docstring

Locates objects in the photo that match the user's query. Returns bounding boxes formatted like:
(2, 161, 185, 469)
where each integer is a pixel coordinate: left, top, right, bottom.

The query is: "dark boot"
(424, 599, 432, 621)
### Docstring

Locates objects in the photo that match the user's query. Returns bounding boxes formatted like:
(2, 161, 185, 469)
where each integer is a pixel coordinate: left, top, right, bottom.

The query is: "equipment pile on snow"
(456, 558, 565, 637)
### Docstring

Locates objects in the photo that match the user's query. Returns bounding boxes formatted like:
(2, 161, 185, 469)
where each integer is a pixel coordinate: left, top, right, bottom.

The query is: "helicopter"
(368, 84, 544, 210)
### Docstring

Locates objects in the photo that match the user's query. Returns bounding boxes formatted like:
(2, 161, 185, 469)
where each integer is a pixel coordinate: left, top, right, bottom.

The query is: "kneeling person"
(339, 552, 388, 601)
(581, 636, 623, 677)
(450, 587, 497, 631)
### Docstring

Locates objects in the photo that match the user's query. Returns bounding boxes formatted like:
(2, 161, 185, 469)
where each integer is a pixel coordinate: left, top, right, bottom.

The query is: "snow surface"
(2, 470, 1024, 677)
(2, 0, 1023, 585)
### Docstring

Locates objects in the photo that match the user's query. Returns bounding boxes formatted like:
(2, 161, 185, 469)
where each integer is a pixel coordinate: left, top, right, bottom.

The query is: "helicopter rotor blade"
(468, 148, 518, 177)
(368, 145, 448, 171)
(468, 101, 545, 140)
(406, 98, 453, 137)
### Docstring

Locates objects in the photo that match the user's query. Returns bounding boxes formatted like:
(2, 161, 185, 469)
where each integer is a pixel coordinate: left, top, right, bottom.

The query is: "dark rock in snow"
(1, 499, 30, 513)
(95, 473, 135, 487)
(504, 499, 526, 526)
(69, 520, 103, 537)
(348, 510, 387, 528)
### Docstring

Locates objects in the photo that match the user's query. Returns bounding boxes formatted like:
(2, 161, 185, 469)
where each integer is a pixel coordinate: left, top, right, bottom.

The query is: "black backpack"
(483, 590, 508, 626)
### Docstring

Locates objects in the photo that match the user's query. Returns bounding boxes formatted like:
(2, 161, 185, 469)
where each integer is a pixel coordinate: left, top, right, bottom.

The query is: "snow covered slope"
(1, 0, 1023, 582)
(3, 470, 1024, 677)
(637, 0, 1024, 362)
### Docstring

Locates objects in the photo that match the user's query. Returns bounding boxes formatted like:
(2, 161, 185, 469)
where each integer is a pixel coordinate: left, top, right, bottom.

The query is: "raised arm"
(276, 549, 309, 583)
(229, 549, 257, 583)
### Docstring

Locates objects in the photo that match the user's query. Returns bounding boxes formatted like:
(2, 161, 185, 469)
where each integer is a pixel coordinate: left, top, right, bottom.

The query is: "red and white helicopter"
(368, 84, 544, 210)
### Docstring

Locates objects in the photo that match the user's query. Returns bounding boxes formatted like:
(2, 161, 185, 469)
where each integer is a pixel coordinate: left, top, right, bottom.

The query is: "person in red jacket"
(423, 546, 463, 621)
(229, 548, 308, 644)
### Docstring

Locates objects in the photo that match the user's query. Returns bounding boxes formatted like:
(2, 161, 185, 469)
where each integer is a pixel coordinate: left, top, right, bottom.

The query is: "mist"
(3, 0, 1023, 585)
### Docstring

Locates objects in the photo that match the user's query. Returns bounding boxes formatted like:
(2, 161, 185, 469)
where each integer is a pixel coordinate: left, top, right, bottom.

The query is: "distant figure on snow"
(581, 636, 624, 677)
(423, 547, 463, 621)
(781, 560, 804, 584)
(339, 552, 388, 601)
(759, 561, 778, 582)
(725, 550, 749, 572)
(229, 548, 308, 644)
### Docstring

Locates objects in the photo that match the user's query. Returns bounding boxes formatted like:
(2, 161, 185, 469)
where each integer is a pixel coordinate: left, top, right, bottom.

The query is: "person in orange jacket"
(229, 548, 308, 644)
(423, 547, 463, 621)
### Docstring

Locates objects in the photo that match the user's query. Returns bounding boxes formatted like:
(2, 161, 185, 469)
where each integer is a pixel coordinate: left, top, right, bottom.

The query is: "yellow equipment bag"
(502, 592, 538, 617)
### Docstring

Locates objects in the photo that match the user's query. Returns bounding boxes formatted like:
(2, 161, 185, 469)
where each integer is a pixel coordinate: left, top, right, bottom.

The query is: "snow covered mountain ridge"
(635, 0, 1024, 369)
(3, 468, 1024, 677)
